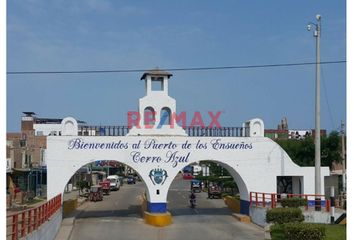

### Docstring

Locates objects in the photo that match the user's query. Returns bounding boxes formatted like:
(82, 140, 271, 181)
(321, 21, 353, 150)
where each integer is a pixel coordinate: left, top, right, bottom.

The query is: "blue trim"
(147, 202, 167, 213)
(240, 200, 249, 215)
(307, 200, 326, 207)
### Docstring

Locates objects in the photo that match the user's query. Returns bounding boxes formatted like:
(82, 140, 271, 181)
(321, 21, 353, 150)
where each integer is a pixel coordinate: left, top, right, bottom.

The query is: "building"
(6, 112, 132, 199)
(264, 118, 345, 198)
(264, 118, 327, 140)
(6, 112, 88, 201)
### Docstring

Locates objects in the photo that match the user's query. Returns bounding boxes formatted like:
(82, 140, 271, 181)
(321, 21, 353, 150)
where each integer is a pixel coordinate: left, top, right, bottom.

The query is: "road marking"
(157, 229, 165, 240)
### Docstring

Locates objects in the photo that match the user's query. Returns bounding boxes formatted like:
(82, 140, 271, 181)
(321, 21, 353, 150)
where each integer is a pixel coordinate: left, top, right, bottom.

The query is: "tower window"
(144, 107, 156, 127)
(160, 107, 171, 125)
(151, 77, 164, 91)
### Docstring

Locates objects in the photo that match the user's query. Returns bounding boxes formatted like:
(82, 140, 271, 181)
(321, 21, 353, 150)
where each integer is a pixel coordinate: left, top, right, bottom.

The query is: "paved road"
(69, 174, 264, 240)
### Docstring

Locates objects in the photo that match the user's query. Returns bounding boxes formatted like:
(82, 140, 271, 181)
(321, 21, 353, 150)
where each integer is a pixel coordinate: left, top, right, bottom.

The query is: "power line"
(7, 60, 346, 75)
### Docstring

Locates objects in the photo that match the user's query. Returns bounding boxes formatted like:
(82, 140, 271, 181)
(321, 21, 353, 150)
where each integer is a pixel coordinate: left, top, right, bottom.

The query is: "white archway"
(42, 71, 331, 217)
(46, 135, 330, 215)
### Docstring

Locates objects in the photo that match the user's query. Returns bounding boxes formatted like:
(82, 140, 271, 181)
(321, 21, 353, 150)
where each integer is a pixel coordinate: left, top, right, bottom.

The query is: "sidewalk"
(63, 189, 81, 201)
(55, 191, 88, 240)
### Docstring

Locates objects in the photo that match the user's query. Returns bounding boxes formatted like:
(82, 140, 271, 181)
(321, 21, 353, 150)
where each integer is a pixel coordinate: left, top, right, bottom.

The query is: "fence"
(6, 194, 62, 240)
(78, 125, 249, 137)
(249, 192, 330, 212)
(184, 126, 249, 137)
(78, 126, 129, 136)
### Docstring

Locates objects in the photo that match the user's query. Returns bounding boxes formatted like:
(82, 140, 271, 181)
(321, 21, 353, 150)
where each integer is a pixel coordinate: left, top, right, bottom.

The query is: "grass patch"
(27, 198, 45, 206)
(270, 224, 346, 240)
(324, 224, 346, 240)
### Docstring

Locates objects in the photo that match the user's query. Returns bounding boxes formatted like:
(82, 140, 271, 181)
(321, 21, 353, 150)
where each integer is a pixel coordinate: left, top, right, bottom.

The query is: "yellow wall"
(63, 199, 78, 217)
(224, 196, 240, 213)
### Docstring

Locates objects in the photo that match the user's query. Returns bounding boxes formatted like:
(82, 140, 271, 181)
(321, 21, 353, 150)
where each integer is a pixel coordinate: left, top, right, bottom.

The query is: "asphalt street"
(69, 174, 264, 240)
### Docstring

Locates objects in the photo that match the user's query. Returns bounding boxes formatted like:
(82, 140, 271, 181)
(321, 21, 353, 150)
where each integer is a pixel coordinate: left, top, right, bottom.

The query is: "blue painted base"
(240, 200, 249, 215)
(147, 202, 167, 213)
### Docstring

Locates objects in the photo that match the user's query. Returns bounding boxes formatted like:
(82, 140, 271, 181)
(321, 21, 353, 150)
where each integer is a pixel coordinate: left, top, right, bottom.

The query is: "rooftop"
(35, 118, 86, 124)
(140, 68, 173, 80)
(23, 112, 36, 116)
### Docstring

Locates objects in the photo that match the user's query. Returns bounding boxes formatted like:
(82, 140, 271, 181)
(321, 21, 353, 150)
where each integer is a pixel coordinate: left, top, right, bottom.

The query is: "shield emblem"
(149, 168, 168, 185)
(154, 171, 163, 184)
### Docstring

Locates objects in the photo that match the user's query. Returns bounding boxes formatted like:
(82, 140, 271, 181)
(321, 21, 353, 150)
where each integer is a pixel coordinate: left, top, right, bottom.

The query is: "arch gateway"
(46, 69, 330, 217)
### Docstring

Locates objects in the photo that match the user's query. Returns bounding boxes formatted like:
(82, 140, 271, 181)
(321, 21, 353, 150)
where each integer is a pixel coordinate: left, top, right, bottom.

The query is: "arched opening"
(167, 159, 249, 216)
(163, 160, 263, 238)
(61, 160, 149, 220)
(160, 107, 171, 125)
(144, 106, 156, 127)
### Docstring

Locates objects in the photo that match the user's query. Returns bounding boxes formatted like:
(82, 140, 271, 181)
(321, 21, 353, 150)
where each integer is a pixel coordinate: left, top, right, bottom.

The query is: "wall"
(303, 211, 343, 224)
(24, 209, 62, 240)
(223, 196, 240, 213)
(249, 206, 268, 227)
(292, 176, 303, 194)
(6, 133, 23, 168)
(34, 124, 62, 136)
(63, 199, 78, 217)
(324, 175, 339, 198)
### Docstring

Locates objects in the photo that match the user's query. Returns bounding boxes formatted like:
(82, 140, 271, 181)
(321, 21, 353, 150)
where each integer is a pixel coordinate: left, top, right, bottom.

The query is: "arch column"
(219, 162, 250, 215)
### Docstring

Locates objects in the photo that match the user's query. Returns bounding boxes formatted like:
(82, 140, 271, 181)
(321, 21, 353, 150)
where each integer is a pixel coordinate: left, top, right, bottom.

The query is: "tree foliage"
(276, 131, 342, 169)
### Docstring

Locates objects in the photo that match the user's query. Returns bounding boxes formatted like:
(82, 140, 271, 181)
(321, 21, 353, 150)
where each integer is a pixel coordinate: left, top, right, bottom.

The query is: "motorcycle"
(190, 192, 196, 208)
(190, 198, 196, 208)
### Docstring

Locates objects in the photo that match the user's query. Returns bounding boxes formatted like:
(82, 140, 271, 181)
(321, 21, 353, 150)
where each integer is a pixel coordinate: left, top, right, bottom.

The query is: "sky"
(6, 0, 346, 133)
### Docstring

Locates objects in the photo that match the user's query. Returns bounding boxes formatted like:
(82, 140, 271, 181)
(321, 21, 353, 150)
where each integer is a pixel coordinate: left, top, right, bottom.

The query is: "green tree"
(276, 131, 342, 170)
(321, 131, 342, 167)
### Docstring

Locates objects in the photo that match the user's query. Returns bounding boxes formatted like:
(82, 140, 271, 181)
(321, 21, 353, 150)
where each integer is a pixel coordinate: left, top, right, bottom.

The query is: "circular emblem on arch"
(149, 168, 168, 185)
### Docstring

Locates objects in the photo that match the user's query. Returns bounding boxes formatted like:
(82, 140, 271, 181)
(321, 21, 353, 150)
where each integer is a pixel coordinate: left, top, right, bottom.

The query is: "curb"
(232, 213, 251, 223)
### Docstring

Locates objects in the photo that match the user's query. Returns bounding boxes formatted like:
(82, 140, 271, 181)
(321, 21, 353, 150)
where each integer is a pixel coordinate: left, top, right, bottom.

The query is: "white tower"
(128, 69, 187, 136)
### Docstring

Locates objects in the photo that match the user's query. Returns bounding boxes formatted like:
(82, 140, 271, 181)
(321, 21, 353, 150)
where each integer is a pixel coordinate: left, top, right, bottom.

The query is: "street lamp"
(307, 14, 321, 211)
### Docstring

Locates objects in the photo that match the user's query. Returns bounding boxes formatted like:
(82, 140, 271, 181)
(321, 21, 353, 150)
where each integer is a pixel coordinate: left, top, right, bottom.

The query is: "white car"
(107, 175, 120, 191)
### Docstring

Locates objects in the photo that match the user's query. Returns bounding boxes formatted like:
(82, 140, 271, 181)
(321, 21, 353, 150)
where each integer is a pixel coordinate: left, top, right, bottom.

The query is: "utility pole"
(341, 121, 346, 193)
(307, 14, 322, 211)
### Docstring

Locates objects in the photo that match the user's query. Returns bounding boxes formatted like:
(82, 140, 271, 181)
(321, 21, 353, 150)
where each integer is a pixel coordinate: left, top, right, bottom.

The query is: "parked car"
(127, 175, 136, 184)
(107, 175, 121, 190)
